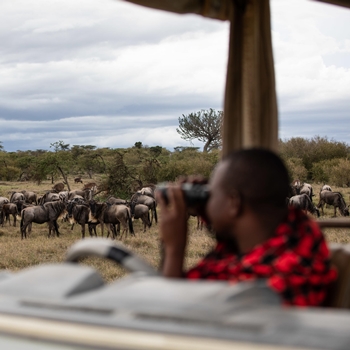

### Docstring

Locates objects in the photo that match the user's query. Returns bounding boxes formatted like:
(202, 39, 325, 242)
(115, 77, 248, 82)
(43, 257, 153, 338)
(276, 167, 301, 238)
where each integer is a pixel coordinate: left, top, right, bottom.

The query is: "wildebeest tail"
(153, 203, 158, 224)
(20, 209, 25, 230)
(147, 210, 151, 227)
(128, 210, 134, 236)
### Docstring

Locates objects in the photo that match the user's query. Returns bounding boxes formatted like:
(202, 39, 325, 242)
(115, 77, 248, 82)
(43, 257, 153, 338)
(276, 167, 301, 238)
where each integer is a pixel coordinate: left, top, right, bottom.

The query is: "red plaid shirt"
(186, 207, 337, 306)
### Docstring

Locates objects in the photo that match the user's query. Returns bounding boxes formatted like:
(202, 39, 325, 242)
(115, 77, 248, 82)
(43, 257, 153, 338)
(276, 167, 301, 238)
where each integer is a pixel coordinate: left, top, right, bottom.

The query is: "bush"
(284, 158, 307, 182)
(0, 165, 20, 181)
(329, 159, 350, 187)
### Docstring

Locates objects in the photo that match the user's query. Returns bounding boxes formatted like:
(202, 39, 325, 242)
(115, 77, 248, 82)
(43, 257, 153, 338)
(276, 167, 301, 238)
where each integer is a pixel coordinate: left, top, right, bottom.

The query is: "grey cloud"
(0, 1, 225, 65)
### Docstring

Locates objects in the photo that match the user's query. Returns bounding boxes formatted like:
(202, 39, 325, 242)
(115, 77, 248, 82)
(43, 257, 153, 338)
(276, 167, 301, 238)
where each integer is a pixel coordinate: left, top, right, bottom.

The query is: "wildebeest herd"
(288, 181, 350, 218)
(1, 180, 349, 240)
(0, 182, 158, 240)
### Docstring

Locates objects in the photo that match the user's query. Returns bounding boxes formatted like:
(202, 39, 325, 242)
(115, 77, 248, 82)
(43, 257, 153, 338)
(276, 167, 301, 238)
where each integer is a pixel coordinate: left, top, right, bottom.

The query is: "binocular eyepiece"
(156, 183, 210, 207)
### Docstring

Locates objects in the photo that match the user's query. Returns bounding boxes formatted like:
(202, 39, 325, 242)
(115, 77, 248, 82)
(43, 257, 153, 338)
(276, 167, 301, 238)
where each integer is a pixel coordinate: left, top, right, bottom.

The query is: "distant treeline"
(0, 136, 349, 197)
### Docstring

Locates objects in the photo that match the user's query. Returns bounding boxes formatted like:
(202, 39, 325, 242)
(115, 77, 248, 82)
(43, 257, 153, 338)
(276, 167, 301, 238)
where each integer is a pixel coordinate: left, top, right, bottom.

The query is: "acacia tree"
(177, 108, 223, 153)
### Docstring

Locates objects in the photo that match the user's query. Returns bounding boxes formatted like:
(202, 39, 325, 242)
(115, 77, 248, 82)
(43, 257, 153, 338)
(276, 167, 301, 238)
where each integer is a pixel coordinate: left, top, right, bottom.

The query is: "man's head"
(206, 148, 290, 239)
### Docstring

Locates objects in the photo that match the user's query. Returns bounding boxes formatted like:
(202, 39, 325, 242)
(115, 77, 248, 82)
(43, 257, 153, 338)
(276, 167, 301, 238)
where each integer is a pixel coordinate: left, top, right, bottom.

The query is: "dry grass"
(0, 211, 214, 282)
(0, 179, 349, 283)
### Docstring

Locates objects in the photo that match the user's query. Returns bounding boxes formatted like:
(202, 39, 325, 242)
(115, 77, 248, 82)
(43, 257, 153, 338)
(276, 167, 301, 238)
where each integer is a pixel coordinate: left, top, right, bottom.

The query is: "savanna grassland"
(1, 178, 350, 283)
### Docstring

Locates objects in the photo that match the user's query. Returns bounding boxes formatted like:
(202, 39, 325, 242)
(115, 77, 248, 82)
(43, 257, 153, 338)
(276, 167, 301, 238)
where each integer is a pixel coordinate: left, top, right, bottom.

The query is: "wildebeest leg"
(153, 204, 158, 224)
(88, 223, 97, 237)
(333, 205, 337, 217)
(141, 214, 148, 233)
(106, 224, 113, 239)
(52, 220, 60, 237)
(119, 222, 127, 240)
(20, 220, 27, 239)
(5, 213, 10, 226)
(317, 201, 324, 216)
(81, 223, 85, 239)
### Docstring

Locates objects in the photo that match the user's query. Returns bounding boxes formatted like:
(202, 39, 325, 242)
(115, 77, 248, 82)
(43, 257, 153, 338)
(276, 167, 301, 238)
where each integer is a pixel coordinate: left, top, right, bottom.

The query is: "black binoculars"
(156, 183, 210, 207)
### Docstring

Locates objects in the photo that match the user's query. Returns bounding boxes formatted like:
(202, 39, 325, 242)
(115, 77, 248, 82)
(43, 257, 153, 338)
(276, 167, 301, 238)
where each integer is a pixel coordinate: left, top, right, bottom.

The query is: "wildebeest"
(321, 184, 332, 192)
(289, 194, 320, 217)
(0, 197, 9, 207)
(289, 179, 302, 196)
(133, 204, 151, 232)
(0, 203, 20, 227)
(300, 183, 314, 199)
(21, 190, 37, 205)
(67, 201, 96, 239)
(9, 191, 25, 203)
(15, 200, 34, 214)
(74, 177, 83, 183)
(20, 201, 67, 239)
(83, 182, 97, 191)
(39, 192, 60, 205)
(138, 185, 156, 199)
(187, 207, 205, 230)
(317, 191, 349, 217)
(58, 191, 69, 201)
(52, 183, 65, 193)
(106, 197, 128, 206)
(89, 201, 134, 239)
(68, 189, 93, 201)
(130, 193, 158, 224)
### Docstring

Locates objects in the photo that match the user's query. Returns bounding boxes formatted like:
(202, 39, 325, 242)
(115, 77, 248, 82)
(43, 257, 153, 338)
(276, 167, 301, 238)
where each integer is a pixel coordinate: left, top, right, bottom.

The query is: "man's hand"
(156, 184, 188, 278)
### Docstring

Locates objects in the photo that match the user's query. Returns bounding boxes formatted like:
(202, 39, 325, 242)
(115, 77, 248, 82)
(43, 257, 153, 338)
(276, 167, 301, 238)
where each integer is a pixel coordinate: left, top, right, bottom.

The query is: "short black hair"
(221, 148, 290, 213)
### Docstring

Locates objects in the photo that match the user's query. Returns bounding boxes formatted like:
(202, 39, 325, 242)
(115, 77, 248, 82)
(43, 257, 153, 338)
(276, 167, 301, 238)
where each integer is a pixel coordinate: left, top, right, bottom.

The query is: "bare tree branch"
(176, 109, 223, 152)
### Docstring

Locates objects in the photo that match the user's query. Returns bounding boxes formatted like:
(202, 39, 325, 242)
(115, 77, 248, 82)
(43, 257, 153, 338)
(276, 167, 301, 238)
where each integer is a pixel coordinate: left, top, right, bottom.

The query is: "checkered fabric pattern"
(186, 207, 337, 306)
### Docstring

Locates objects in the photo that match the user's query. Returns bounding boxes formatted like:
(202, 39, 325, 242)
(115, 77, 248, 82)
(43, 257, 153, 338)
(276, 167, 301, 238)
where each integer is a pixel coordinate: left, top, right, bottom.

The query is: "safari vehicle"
(1, 0, 350, 349)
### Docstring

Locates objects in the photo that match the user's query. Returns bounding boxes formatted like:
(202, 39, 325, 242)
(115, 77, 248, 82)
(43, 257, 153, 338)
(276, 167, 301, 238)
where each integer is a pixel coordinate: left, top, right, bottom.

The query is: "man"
(156, 148, 337, 306)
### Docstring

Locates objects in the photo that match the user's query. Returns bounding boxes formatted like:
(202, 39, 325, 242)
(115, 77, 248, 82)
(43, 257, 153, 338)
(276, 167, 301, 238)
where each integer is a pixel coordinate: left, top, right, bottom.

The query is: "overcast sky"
(0, 0, 349, 152)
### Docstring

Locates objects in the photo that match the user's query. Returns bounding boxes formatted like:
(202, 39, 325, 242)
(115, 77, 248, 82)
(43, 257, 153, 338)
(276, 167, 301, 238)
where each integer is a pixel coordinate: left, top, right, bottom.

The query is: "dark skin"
(156, 160, 287, 278)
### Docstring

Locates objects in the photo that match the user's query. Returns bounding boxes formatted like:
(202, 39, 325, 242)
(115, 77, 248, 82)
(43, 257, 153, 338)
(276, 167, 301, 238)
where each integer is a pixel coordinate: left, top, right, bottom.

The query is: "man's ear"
(227, 189, 242, 217)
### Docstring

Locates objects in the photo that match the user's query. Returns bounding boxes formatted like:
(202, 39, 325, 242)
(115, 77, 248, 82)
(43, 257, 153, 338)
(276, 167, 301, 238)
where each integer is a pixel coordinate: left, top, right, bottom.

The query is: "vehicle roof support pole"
(222, 0, 278, 156)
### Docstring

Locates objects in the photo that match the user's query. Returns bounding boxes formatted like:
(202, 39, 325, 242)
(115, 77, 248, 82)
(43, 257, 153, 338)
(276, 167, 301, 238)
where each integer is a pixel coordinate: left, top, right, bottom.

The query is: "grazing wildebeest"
(39, 192, 60, 205)
(321, 184, 332, 192)
(52, 183, 65, 193)
(317, 191, 349, 217)
(67, 201, 95, 239)
(74, 177, 83, 183)
(130, 193, 158, 224)
(9, 191, 25, 203)
(89, 201, 134, 239)
(300, 183, 314, 199)
(0, 203, 20, 227)
(20, 201, 67, 239)
(21, 190, 37, 205)
(133, 204, 151, 232)
(289, 194, 320, 217)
